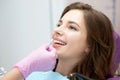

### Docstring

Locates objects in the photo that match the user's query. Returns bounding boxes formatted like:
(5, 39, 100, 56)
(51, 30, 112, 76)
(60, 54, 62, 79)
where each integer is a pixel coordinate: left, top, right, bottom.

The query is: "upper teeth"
(54, 40, 66, 45)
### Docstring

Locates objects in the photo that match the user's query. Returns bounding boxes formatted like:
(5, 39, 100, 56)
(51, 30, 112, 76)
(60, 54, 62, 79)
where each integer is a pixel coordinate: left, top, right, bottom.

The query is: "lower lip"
(52, 43, 63, 49)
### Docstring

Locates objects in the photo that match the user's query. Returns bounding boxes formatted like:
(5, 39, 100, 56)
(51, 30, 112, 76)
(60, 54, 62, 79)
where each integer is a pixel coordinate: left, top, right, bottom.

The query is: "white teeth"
(54, 40, 66, 45)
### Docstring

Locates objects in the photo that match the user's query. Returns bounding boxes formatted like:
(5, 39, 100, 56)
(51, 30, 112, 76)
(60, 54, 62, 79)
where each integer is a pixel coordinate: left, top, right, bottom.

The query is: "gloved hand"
(14, 44, 57, 79)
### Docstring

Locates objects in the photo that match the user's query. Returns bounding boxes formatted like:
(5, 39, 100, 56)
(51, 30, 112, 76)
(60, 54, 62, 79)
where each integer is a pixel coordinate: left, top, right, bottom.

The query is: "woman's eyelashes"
(57, 20, 62, 27)
(57, 23, 61, 27)
(68, 25, 77, 31)
(56, 23, 78, 31)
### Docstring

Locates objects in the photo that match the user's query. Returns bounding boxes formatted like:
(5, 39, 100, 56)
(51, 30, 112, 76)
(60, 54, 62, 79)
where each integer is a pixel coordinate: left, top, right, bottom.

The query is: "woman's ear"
(85, 47, 90, 54)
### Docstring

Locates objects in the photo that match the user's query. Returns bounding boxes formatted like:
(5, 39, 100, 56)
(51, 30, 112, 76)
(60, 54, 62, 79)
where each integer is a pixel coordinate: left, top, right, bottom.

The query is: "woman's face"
(52, 9, 88, 62)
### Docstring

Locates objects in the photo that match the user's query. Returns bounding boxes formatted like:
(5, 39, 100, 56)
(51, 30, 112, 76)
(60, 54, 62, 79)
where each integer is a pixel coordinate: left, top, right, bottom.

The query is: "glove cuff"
(14, 64, 29, 79)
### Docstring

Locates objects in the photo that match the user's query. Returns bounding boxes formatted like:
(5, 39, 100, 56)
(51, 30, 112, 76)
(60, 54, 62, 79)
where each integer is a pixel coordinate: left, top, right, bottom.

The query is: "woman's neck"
(55, 59, 78, 76)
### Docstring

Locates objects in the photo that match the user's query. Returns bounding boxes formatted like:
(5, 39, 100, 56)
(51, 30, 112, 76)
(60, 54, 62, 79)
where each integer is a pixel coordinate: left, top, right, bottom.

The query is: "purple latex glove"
(14, 44, 57, 78)
(107, 77, 120, 80)
(112, 32, 120, 73)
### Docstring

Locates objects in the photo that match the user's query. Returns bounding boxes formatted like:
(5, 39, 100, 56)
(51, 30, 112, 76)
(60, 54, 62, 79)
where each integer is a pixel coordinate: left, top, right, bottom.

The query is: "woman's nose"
(53, 26, 64, 36)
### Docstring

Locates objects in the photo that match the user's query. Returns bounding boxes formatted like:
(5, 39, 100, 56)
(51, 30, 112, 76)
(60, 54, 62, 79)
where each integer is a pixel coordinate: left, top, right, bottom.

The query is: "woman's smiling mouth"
(52, 38, 67, 48)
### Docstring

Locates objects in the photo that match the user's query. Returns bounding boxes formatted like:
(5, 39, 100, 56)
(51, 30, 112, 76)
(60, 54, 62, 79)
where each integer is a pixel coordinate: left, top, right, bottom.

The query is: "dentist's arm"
(1, 44, 57, 80)
(1, 68, 24, 80)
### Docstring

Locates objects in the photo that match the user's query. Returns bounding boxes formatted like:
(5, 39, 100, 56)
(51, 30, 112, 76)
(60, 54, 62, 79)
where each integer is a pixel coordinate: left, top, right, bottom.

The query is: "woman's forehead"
(61, 10, 84, 24)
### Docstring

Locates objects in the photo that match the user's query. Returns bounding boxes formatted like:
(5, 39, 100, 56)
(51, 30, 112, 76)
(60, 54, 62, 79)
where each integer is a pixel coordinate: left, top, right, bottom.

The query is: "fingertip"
(50, 46, 56, 52)
(46, 45, 54, 51)
(46, 46, 57, 58)
(46, 46, 51, 51)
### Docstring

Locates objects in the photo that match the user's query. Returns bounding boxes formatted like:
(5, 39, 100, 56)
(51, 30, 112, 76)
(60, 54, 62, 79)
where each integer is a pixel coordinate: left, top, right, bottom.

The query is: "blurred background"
(0, 0, 120, 72)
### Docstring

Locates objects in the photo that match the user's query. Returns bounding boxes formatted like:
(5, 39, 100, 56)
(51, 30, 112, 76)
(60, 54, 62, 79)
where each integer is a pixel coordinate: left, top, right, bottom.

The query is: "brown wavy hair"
(55, 2, 114, 80)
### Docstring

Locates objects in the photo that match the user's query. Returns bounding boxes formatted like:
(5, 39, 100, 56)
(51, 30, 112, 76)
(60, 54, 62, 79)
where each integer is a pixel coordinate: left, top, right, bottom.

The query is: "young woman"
(1, 2, 119, 80)
(52, 2, 114, 80)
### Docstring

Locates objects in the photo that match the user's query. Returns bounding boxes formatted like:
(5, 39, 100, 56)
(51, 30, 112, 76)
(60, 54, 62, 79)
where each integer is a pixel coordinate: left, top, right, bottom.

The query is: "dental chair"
(108, 32, 120, 80)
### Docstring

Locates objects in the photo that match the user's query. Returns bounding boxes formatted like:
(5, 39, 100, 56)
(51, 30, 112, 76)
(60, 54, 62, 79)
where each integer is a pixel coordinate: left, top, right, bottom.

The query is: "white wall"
(0, 0, 52, 71)
(51, 0, 66, 29)
(115, 0, 120, 35)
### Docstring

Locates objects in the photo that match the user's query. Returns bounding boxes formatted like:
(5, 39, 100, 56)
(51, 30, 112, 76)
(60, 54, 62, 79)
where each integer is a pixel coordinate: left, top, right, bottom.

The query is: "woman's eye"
(69, 26, 77, 31)
(57, 24, 61, 27)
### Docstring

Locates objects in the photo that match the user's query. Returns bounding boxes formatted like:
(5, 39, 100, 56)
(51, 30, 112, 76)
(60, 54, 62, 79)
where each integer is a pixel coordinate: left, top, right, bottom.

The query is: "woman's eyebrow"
(58, 19, 62, 23)
(68, 21, 81, 28)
